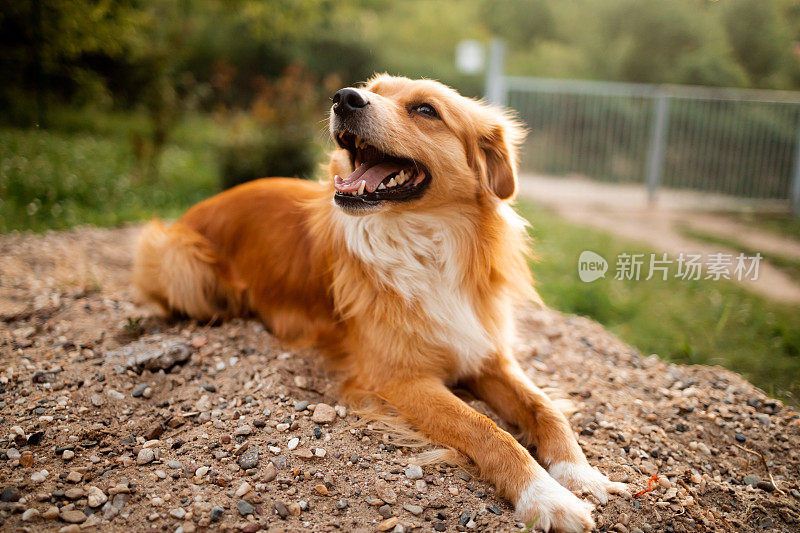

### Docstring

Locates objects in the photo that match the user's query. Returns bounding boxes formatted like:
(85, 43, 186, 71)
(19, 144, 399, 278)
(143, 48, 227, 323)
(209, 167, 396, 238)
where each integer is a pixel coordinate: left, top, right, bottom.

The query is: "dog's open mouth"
(333, 131, 430, 206)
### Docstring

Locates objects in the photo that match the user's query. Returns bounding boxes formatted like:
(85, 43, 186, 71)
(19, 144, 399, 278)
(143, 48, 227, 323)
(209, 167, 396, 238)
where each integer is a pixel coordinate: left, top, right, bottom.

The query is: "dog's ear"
(476, 117, 524, 200)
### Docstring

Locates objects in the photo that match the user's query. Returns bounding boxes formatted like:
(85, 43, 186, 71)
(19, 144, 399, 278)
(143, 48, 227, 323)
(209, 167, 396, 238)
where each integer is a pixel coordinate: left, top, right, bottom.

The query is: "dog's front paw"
(516, 472, 595, 532)
(548, 461, 630, 505)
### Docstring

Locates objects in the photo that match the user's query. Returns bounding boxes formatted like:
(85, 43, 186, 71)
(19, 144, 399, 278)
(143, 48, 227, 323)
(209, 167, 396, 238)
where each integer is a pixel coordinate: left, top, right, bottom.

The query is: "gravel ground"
(1, 225, 799, 532)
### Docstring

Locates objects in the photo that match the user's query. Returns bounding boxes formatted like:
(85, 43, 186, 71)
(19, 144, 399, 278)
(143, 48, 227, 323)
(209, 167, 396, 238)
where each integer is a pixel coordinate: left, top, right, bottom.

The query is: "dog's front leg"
(464, 354, 629, 505)
(379, 376, 595, 532)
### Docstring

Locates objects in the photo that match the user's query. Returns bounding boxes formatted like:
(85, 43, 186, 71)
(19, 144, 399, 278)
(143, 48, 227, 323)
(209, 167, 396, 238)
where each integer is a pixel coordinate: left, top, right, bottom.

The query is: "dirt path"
(1, 226, 799, 532)
(517, 174, 800, 305)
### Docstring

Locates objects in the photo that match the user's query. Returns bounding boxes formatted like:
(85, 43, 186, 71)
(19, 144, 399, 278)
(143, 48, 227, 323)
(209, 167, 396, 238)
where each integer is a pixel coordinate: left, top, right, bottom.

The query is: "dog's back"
(132, 177, 341, 345)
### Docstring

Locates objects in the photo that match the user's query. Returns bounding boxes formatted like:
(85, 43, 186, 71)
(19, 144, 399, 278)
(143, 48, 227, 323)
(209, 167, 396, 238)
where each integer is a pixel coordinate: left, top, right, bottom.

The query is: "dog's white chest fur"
(339, 212, 493, 374)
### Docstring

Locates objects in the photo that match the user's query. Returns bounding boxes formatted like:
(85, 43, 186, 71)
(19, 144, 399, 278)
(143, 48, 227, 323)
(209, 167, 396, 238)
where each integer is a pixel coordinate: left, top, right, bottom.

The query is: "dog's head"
(328, 75, 525, 215)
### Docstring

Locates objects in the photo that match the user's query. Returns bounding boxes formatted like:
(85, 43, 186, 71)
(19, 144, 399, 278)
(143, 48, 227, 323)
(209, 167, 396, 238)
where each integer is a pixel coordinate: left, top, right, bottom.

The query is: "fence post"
(485, 39, 506, 106)
(792, 110, 800, 217)
(646, 90, 670, 204)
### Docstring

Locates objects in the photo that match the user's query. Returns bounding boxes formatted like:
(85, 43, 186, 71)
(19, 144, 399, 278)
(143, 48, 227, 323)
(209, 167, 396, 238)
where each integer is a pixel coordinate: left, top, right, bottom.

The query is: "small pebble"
(274, 500, 289, 519)
(311, 403, 336, 424)
(375, 479, 397, 504)
(757, 480, 775, 492)
(60, 509, 87, 523)
(404, 464, 423, 480)
(87, 486, 108, 507)
(234, 425, 252, 437)
(378, 517, 399, 531)
(20, 452, 34, 468)
(137, 448, 155, 465)
(743, 474, 761, 487)
(107, 389, 125, 400)
(237, 499, 254, 516)
(403, 503, 423, 515)
(238, 446, 259, 469)
(263, 462, 278, 482)
(235, 482, 251, 497)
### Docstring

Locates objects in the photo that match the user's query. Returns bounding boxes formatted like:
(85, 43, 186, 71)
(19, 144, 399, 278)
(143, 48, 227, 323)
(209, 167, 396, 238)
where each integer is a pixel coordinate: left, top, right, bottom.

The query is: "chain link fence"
(498, 76, 800, 213)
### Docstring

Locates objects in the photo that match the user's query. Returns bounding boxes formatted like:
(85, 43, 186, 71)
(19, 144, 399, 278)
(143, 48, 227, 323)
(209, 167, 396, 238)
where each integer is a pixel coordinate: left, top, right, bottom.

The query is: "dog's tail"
(132, 220, 241, 320)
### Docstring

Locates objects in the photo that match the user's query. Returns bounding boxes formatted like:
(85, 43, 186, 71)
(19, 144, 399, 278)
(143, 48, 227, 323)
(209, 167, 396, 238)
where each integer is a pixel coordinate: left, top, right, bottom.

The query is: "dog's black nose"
(332, 88, 369, 116)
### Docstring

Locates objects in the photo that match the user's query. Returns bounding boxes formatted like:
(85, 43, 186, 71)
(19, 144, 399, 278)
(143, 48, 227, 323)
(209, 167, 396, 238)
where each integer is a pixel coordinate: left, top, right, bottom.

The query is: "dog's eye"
(412, 103, 439, 119)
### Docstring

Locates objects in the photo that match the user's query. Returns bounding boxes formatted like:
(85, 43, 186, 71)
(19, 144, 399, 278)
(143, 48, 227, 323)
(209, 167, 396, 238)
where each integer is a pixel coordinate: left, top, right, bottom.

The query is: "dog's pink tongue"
(335, 162, 404, 193)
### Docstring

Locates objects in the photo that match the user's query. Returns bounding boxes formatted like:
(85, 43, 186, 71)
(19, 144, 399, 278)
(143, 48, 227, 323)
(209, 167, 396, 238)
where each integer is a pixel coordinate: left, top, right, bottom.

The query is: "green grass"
(518, 201, 800, 405)
(723, 211, 800, 243)
(677, 224, 800, 281)
(0, 126, 220, 233)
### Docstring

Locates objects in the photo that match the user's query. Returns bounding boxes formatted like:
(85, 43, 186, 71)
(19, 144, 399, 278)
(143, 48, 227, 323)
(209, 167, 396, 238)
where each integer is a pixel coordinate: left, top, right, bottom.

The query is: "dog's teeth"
(378, 182, 386, 190)
(358, 180, 366, 195)
(397, 171, 406, 184)
(387, 177, 397, 188)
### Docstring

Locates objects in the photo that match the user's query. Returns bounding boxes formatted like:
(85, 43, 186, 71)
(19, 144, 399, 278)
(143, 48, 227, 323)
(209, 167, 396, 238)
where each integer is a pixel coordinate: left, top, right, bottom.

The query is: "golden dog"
(133, 75, 627, 531)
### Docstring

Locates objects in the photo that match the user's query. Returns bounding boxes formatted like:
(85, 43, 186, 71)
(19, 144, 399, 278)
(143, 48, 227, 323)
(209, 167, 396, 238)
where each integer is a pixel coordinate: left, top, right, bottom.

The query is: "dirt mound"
(1, 226, 799, 532)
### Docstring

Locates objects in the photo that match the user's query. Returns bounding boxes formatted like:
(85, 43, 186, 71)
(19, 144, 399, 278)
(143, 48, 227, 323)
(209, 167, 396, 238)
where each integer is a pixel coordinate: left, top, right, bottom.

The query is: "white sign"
(455, 40, 484, 74)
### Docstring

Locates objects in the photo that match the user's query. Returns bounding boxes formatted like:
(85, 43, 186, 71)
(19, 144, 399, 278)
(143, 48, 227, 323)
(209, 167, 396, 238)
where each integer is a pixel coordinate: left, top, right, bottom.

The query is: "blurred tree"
(720, 0, 797, 89)
(566, 0, 745, 86)
(480, 0, 554, 49)
(0, 0, 142, 124)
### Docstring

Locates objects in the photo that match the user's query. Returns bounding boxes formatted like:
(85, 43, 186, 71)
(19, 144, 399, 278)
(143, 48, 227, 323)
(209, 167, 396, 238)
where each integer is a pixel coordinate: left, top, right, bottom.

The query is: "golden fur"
(133, 75, 627, 532)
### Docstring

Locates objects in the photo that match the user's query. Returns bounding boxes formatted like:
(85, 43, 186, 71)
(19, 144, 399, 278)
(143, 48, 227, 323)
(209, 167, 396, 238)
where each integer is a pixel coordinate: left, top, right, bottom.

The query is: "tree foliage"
(4, 0, 800, 122)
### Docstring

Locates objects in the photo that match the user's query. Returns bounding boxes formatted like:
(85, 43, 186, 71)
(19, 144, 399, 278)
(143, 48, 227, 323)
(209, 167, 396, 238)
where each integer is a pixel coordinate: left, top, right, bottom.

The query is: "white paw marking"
(548, 461, 631, 505)
(516, 472, 595, 532)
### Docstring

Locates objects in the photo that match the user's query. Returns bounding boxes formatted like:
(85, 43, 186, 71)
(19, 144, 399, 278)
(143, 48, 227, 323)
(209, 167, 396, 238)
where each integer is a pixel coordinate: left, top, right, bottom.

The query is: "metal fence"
(494, 75, 800, 213)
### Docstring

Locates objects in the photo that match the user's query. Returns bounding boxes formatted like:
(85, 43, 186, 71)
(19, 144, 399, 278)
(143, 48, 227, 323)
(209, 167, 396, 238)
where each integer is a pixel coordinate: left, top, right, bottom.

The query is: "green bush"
(220, 130, 319, 189)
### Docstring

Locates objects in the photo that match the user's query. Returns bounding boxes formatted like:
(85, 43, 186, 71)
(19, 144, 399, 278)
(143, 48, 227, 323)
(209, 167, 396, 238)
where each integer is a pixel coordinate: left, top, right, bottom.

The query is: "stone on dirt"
(106, 338, 192, 372)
